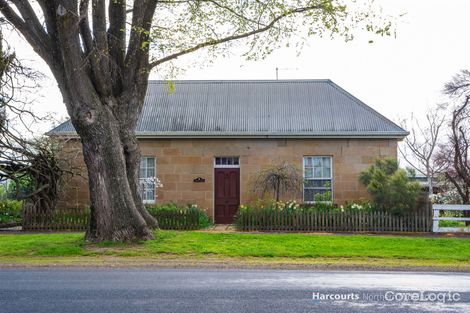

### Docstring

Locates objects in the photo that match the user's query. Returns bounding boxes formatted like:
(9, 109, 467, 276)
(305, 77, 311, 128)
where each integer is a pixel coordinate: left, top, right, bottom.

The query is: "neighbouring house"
(48, 80, 408, 223)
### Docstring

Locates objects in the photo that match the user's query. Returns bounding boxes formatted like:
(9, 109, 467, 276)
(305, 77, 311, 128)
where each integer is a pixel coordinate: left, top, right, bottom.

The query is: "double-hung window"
(303, 156, 333, 202)
(139, 157, 156, 204)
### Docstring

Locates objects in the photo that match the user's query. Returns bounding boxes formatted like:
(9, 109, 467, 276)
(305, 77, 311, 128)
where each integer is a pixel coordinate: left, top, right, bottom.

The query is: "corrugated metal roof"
(48, 80, 408, 138)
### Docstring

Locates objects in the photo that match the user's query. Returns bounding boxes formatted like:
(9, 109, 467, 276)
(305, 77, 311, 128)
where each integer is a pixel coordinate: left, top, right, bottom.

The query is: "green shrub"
(235, 200, 379, 230)
(146, 203, 212, 229)
(0, 200, 22, 224)
(0, 184, 6, 200)
(359, 158, 421, 215)
(6, 177, 33, 200)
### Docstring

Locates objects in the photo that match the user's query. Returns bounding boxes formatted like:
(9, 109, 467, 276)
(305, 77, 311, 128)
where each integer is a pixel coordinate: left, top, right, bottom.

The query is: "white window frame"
(214, 156, 240, 168)
(139, 156, 156, 204)
(303, 156, 333, 203)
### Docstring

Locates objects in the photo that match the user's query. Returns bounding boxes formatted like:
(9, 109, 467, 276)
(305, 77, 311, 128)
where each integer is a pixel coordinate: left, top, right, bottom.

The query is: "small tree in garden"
(359, 158, 421, 215)
(252, 162, 303, 202)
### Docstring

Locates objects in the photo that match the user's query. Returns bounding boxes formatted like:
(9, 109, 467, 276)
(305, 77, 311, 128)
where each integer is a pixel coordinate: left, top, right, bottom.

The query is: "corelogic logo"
(384, 291, 461, 303)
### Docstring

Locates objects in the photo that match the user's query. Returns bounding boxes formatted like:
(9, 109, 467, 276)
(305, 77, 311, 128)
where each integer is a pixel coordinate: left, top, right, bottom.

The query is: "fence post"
(432, 206, 439, 233)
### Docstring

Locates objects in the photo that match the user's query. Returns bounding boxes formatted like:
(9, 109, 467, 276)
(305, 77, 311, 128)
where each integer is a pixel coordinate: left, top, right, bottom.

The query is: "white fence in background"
(432, 204, 470, 233)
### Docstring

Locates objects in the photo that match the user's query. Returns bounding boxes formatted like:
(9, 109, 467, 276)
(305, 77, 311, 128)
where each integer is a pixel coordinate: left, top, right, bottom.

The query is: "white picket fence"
(432, 204, 470, 233)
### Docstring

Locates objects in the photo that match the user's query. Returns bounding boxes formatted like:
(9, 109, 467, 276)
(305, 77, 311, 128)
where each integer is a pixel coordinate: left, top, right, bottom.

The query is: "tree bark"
(120, 130, 158, 229)
(45, 2, 159, 242)
(76, 100, 155, 242)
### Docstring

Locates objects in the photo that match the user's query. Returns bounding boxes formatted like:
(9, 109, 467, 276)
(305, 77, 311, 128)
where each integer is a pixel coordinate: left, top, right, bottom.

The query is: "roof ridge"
(147, 79, 332, 84)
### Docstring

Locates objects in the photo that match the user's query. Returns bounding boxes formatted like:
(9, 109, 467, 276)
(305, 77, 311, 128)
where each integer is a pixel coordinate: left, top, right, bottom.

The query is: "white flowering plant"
(430, 189, 462, 204)
(340, 201, 374, 213)
(238, 199, 375, 215)
(139, 177, 163, 198)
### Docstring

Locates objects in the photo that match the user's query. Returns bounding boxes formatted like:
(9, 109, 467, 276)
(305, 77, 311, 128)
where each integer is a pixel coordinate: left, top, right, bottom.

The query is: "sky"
(5, 0, 470, 134)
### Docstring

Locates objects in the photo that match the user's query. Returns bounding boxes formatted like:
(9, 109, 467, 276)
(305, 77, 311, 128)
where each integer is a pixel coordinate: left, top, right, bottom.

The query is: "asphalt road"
(0, 268, 469, 313)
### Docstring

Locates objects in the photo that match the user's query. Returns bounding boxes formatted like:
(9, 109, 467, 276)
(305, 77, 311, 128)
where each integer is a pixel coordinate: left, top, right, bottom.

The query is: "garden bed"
(234, 201, 432, 232)
(21, 203, 212, 231)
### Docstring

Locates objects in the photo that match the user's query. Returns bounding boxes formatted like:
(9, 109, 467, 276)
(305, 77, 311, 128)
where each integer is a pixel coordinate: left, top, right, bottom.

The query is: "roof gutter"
(48, 131, 409, 140)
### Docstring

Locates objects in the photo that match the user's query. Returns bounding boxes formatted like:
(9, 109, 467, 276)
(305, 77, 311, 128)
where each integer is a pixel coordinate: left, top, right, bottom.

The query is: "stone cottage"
(49, 80, 408, 223)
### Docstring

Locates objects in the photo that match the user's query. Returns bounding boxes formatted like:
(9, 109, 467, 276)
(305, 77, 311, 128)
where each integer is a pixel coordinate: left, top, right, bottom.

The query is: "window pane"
(215, 157, 239, 166)
(304, 189, 315, 202)
(146, 189, 155, 200)
(314, 167, 322, 178)
(305, 168, 313, 179)
(323, 167, 331, 178)
(147, 168, 155, 178)
(139, 169, 146, 178)
(322, 157, 331, 168)
(305, 179, 331, 188)
(313, 157, 322, 167)
(305, 157, 312, 166)
(147, 158, 155, 168)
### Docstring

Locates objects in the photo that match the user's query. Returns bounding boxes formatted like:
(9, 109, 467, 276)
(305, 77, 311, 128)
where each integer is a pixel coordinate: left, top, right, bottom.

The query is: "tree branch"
(149, 5, 321, 68)
(0, 1, 52, 63)
(108, 0, 126, 77)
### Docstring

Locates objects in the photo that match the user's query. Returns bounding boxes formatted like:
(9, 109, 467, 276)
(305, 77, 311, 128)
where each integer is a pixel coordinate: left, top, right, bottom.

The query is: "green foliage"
(438, 210, 469, 228)
(6, 176, 33, 200)
(314, 190, 332, 202)
(149, 0, 396, 76)
(359, 158, 421, 215)
(439, 220, 467, 228)
(0, 184, 6, 200)
(0, 200, 22, 224)
(146, 203, 212, 229)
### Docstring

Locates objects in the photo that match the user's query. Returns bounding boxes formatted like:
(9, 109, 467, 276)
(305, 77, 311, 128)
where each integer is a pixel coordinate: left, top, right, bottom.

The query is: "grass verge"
(0, 231, 469, 271)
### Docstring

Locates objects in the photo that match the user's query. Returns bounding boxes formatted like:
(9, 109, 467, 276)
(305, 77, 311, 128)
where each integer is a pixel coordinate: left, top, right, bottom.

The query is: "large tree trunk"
(0, 0, 160, 242)
(72, 98, 156, 242)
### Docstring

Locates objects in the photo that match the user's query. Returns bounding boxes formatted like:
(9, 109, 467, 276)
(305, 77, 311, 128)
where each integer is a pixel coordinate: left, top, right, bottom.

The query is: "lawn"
(0, 231, 469, 270)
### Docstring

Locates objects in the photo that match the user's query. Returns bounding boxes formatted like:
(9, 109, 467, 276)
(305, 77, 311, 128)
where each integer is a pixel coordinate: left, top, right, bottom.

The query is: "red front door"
(214, 168, 240, 224)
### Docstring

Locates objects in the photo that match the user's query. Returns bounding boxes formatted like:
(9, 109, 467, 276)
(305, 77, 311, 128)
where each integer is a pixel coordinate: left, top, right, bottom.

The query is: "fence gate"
(432, 204, 470, 233)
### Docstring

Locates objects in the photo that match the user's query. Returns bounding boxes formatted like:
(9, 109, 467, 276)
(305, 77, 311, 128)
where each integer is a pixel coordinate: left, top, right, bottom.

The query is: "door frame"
(213, 156, 240, 223)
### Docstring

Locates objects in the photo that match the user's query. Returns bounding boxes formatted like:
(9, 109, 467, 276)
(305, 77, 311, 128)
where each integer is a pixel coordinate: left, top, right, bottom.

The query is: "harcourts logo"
(312, 292, 359, 302)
